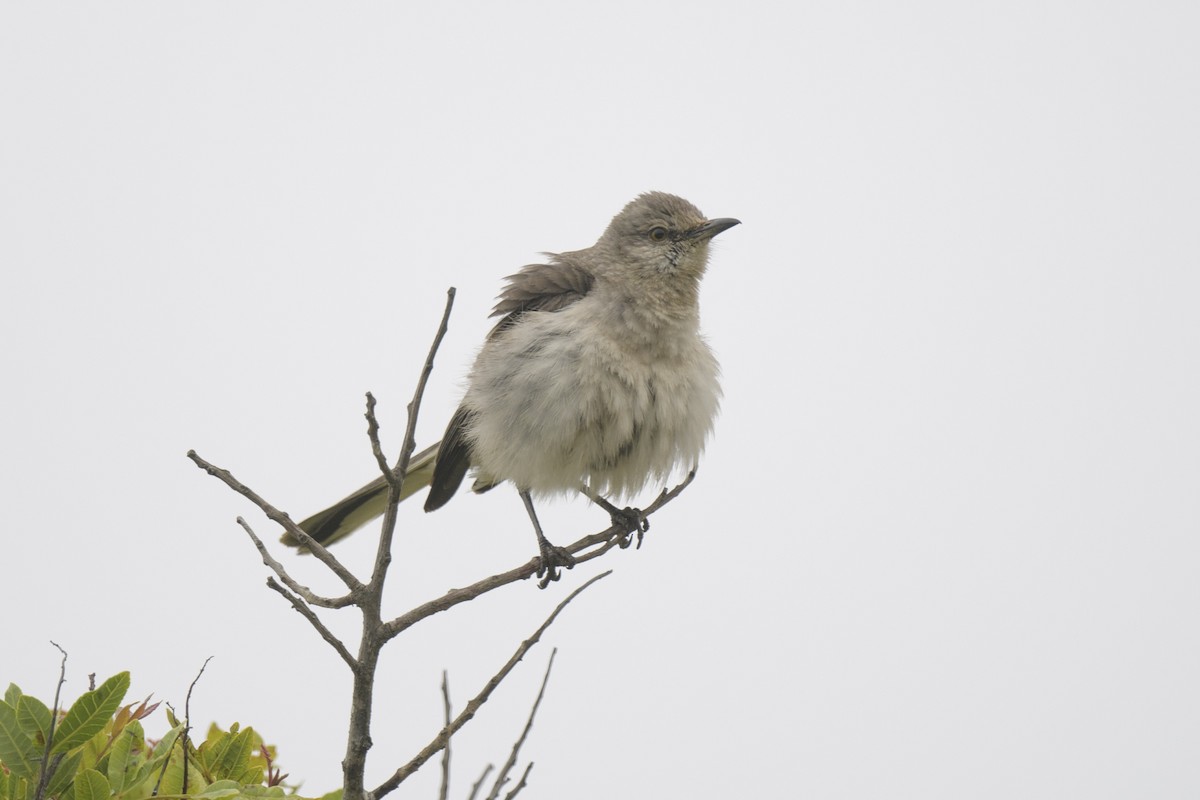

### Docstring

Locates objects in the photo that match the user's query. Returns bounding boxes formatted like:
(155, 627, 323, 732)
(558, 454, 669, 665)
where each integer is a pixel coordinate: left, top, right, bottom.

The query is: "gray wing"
(488, 257, 594, 338)
(424, 258, 595, 509)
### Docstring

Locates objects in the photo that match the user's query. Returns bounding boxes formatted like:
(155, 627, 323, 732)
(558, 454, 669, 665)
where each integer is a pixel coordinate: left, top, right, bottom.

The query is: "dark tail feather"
(282, 440, 439, 549)
(287, 475, 390, 547)
(425, 406, 475, 512)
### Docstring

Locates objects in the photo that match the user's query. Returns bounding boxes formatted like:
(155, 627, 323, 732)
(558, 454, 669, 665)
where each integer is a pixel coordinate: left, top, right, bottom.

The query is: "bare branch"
(33, 643, 69, 800)
(265, 578, 357, 669)
(341, 289, 456, 800)
(371, 286, 456, 587)
(236, 517, 352, 609)
(487, 650, 555, 800)
(396, 287, 456, 477)
(182, 656, 214, 796)
(381, 471, 696, 641)
(502, 763, 534, 800)
(439, 671, 452, 800)
(184, 657, 212, 718)
(467, 765, 494, 800)
(187, 450, 364, 594)
(372, 571, 612, 798)
(366, 392, 395, 490)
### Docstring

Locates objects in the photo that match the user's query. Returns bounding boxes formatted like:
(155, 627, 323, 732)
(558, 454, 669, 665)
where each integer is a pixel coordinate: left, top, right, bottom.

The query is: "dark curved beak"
(686, 217, 741, 241)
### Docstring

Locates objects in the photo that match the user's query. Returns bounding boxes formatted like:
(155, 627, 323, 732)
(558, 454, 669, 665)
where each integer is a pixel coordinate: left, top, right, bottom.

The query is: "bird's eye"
(648, 227, 669, 242)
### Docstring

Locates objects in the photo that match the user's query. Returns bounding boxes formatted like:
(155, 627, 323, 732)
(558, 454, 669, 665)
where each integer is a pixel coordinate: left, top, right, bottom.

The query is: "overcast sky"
(3, 2, 1198, 798)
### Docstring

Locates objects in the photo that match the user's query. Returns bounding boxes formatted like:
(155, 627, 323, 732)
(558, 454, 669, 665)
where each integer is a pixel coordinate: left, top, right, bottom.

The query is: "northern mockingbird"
(285, 192, 739, 584)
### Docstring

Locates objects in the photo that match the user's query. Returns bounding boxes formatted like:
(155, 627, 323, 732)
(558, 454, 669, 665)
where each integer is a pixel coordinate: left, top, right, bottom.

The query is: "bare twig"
(366, 392, 394, 489)
(182, 657, 213, 796)
(341, 289, 456, 800)
(467, 765, 494, 800)
(395, 288, 455, 477)
(187, 450, 363, 594)
(503, 763, 534, 800)
(235, 517, 353, 609)
(372, 571, 612, 799)
(439, 672, 452, 800)
(265, 578, 357, 669)
(372, 286, 455, 586)
(33, 643, 69, 800)
(487, 650, 556, 800)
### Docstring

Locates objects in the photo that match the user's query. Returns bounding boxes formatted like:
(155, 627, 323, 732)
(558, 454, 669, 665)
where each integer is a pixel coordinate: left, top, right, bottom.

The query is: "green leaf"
(4, 685, 23, 708)
(149, 722, 184, 762)
(16, 696, 53, 742)
(78, 728, 110, 772)
(156, 746, 207, 798)
(51, 673, 130, 755)
(109, 719, 146, 795)
(129, 721, 184, 790)
(105, 727, 134, 793)
(194, 779, 240, 799)
(237, 787, 288, 799)
(208, 727, 255, 782)
(0, 700, 38, 779)
(72, 768, 110, 800)
(1, 772, 30, 800)
(44, 749, 84, 800)
(124, 719, 145, 749)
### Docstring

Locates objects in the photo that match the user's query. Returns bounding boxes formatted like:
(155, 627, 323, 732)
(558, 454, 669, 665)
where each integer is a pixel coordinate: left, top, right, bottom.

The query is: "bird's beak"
(686, 217, 741, 241)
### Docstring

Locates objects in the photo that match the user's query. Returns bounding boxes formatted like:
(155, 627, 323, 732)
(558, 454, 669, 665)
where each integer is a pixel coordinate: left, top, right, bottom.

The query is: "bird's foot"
(536, 541, 577, 589)
(610, 506, 650, 549)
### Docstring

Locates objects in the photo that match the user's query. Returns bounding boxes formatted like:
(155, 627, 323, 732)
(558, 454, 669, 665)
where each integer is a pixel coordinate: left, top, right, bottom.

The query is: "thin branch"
(372, 571, 612, 799)
(502, 763, 534, 800)
(396, 287, 456, 479)
(33, 642, 69, 800)
(187, 450, 363, 594)
(265, 578, 357, 669)
(341, 289, 456, 800)
(366, 392, 395, 490)
(371, 286, 455, 587)
(381, 471, 696, 641)
(236, 517, 352, 609)
(182, 656, 213, 796)
(439, 672, 452, 800)
(184, 658, 212, 717)
(487, 650, 556, 800)
(466, 765, 494, 800)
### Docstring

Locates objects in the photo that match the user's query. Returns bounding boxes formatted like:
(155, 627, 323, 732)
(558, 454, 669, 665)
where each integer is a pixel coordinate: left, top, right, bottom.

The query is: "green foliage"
(0, 674, 316, 800)
(51, 674, 130, 756)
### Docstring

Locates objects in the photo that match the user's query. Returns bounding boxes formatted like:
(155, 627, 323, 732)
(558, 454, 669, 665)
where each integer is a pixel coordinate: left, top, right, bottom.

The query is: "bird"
(284, 192, 739, 585)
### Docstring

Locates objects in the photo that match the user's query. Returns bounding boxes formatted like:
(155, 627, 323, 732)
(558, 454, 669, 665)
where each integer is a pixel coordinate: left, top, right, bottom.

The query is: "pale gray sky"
(3, 2, 1198, 798)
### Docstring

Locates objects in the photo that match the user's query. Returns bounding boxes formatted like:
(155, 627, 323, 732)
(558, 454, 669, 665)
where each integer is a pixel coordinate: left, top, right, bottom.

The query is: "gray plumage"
(287, 192, 739, 575)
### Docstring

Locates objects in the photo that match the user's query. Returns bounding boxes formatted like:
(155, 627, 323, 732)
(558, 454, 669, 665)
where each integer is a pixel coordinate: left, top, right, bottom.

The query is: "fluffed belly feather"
(461, 317, 720, 498)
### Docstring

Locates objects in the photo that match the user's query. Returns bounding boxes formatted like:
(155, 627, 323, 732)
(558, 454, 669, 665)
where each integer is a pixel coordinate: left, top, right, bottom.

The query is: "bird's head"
(599, 192, 740, 282)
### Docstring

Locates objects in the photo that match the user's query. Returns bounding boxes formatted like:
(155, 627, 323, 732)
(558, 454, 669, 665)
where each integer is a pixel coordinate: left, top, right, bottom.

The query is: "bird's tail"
(281, 441, 440, 549)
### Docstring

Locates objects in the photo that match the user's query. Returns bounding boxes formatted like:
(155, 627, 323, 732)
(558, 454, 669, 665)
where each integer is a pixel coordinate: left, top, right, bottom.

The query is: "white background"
(3, 2, 1198, 798)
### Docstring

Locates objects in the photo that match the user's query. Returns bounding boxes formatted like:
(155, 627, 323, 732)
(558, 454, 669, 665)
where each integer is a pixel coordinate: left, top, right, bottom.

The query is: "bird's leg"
(578, 484, 650, 549)
(520, 490, 576, 589)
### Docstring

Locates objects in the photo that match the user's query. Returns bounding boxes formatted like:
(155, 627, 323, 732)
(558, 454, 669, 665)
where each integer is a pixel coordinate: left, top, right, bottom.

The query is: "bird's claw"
(610, 506, 649, 549)
(535, 542, 577, 589)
